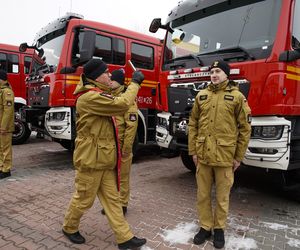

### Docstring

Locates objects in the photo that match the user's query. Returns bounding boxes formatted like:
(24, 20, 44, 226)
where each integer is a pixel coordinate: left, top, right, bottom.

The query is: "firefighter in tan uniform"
(188, 61, 251, 249)
(0, 69, 14, 179)
(62, 59, 146, 250)
(110, 69, 138, 214)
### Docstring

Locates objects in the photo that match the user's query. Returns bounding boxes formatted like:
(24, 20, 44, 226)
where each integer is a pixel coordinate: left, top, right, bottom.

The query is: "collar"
(110, 85, 125, 96)
(208, 80, 229, 92)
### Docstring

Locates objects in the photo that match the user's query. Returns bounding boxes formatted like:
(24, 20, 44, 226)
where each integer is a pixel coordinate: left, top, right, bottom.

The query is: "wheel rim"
(13, 120, 25, 139)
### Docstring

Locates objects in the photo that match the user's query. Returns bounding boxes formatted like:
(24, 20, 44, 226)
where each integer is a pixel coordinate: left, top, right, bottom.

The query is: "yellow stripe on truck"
(287, 66, 300, 74)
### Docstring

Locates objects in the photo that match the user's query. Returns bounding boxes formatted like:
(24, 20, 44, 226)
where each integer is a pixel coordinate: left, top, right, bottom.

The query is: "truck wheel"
(280, 170, 300, 202)
(59, 139, 75, 151)
(180, 151, 196, 173)
(12, 118, 31, 145)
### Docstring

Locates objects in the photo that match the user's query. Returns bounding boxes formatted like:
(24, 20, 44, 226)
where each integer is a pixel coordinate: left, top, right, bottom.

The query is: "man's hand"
(233, 159, 241, 172)
(192, 155, 198, 166)
(132, 71, 144, 85)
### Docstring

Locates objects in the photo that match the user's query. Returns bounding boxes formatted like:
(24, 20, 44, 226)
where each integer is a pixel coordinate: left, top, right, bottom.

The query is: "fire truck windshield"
(163, 0, 282, 67)
(37, 34, 66, 70)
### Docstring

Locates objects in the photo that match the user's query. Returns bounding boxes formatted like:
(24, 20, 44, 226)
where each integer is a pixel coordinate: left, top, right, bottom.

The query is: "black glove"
(132, 71, 144, 85)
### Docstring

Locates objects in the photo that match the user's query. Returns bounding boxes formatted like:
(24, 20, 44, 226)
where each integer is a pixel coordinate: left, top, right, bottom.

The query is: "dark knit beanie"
(111, 69, 125, 85)
(210, 60, 230, 77)
(83, 59, 108, 80)
(0, 69, 7, 81)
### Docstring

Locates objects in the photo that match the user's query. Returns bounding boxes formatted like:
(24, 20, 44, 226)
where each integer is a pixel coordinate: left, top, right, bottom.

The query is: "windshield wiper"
(166, 54, 203, 66)
(30, 64, 54, 76)
(199, 46, 255, 60)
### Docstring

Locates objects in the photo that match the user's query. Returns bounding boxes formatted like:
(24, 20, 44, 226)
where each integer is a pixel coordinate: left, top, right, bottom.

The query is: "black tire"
(59, 139, 75, 151)
(12, 118, 31, 145)
(180, 150, 196, 173)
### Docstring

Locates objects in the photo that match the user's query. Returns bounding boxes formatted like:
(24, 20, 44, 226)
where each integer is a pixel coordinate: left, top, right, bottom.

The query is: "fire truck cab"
(20, 13, 162, 151)
(150, 0, 300, 186)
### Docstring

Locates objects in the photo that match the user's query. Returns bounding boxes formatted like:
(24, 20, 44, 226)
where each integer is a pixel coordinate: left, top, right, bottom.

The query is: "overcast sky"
(1, 0, 180, 46)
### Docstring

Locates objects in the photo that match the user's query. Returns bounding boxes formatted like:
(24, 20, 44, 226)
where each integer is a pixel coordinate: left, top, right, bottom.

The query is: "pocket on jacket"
(216, 138, 236, 163)
(97, 143, 116, 168)
(196, 136, 206, 159)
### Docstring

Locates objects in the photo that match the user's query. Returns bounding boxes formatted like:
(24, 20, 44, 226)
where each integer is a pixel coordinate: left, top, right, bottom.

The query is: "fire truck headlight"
(157, 117, 168, 128)
(251, 125, 283, 140)
(248, 147, 278, 154)
(47, 112, 66, 121)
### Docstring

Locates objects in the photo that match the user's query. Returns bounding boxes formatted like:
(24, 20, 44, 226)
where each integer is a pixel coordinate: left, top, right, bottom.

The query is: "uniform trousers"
(63, 168, 133, 243)
(120, 152, 133, 207)
(0, 132, 12, 172)
(196, 163, 234, 230)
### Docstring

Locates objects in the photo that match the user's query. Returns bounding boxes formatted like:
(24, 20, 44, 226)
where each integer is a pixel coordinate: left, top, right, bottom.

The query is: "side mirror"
(79, 30, 96, 64)
(279, 50, 300, 62)
(19, 42, 44, 58)
(149, 18, 162, 33)
(19, 43, 28, 52)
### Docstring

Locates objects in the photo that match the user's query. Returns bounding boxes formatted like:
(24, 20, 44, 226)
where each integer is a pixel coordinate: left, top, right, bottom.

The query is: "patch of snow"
(287, 238, 300, 248)
(228, 216, 249, 232)
(141, 246, 154, 250)
(226, 235, 258, 250)
(261, 222, 288, 230)
(160, 222, 198, 245)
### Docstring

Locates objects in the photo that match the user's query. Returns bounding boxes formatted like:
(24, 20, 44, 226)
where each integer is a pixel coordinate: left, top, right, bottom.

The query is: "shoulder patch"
(199, 95, 208, 101)
(129, 113, 137, 121)
(224, 95, 234, 101)
(100, 92, 114, 99)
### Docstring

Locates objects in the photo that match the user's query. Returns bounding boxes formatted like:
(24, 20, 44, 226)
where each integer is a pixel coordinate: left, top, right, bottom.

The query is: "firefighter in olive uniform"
(188, 60, 251, 249)
(62, 59, 146, 250)
(0, 69, 14, 179)
(110, 69, 138, 214)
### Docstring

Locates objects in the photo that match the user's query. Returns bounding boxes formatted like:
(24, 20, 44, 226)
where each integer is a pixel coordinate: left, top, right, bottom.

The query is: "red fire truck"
(0, 43, 43, 144)
(19, 13, 162, 151)
(150, 0, 300, 185)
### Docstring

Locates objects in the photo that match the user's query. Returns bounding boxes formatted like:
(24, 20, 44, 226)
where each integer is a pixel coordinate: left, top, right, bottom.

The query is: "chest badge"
(199, 95, 208, 101)
(224, 95, 234, 101)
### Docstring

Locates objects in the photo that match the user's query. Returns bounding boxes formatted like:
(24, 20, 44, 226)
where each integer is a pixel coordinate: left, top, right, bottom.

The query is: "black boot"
(0, 171, 11, 179)
(118, 236, 146, 249)
(193, 227, 211, 245)
(213, 229, 225, 249)
(62, 229, 86, 244)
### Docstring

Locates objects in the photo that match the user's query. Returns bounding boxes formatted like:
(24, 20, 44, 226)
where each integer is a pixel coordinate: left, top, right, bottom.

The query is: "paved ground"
(0, 135, 300, 250)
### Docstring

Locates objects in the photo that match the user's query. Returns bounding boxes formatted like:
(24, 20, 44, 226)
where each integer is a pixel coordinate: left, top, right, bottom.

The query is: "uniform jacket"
(188, 80, 251, 167)
(111, 86, 138, 154)
(73, 76, 140, 172)
(0, 81, 14, 133)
